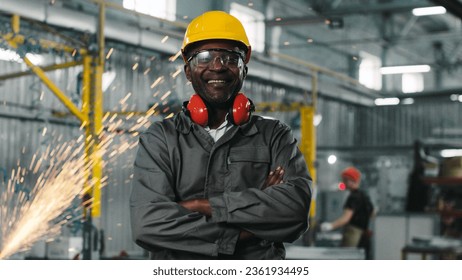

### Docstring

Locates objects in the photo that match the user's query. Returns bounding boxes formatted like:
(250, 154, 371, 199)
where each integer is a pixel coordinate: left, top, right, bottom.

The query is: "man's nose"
(209, 56, 225, 69)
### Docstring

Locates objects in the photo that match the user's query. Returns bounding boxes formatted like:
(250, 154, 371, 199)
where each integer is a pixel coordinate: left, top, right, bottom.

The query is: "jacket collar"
(238, 115, 259, 136)
(174, 111, 194, 134)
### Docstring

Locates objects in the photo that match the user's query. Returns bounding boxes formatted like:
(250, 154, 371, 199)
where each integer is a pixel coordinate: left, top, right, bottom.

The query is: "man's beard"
(203, 93, 235, 109)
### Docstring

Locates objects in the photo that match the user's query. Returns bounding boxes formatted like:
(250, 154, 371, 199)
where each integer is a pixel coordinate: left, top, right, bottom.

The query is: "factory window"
(402, 73, 424, 93)
(123, 0, 176, 21)
(0, 48, 44, 65)
(0, 48, 21, 62)
(359, 51, 382, 90)
(230, 3, 265, 53)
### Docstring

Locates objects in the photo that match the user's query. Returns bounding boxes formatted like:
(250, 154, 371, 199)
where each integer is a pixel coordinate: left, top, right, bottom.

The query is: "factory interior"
(1, 0, 462, 261)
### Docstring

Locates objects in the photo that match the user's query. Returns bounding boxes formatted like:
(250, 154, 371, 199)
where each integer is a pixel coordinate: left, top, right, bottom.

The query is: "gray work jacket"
(130, 111, 312, 259)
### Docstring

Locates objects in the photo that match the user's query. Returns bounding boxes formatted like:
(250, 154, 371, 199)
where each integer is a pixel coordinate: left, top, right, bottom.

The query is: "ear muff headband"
(185, 93, 254, 127)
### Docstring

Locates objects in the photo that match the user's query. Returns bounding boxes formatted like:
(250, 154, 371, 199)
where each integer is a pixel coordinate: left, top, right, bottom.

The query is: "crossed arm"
(178, 166, 286, 240)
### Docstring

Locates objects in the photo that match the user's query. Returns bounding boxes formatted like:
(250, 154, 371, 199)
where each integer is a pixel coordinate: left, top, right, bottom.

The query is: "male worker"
(321, 167, 374, 259)
(130, 11, 312, 259)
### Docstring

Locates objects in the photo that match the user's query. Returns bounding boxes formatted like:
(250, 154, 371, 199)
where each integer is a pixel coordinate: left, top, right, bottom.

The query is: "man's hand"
(179, 199, 212, 217)
(262, 166, 284, 189)
(180, 199, 254, 241)
(320, 222, 334, 232)
(239, 230, 254, 240)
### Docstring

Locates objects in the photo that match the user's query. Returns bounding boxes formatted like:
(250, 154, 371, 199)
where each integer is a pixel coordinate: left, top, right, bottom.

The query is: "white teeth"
(207, 80, 226, 84)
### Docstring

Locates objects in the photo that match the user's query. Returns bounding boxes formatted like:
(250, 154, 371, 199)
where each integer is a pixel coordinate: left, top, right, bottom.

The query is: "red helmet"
(341, 167, 361, 182)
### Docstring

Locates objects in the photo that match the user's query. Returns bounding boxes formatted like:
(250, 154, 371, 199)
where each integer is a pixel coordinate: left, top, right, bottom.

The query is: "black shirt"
(344, 189, 373, 230)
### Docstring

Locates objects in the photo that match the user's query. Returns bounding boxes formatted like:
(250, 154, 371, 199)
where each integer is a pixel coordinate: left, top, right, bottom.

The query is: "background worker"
(130, 11, 312, 260)
(321, 167, 374, 259)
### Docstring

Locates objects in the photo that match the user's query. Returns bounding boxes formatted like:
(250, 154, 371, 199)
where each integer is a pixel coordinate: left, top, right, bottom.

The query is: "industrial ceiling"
(1, 0, 461, 102)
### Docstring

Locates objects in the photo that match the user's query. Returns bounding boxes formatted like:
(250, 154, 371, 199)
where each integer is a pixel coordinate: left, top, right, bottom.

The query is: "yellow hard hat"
(181, 11, 252, 63)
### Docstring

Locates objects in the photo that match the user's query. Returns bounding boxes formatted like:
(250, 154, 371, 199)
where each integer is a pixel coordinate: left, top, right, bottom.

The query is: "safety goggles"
(187, 48, 245, 68)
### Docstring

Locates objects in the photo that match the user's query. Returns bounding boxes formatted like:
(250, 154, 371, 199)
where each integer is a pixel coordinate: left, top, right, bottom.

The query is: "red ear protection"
(185, 93, 254, 127)
(228, 93, 254, 126)
(186, 94, 208, 127)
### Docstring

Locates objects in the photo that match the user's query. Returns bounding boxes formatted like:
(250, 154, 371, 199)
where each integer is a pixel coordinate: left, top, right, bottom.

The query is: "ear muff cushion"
(231, 93, 253, 125)
(187, 94, 208, 127)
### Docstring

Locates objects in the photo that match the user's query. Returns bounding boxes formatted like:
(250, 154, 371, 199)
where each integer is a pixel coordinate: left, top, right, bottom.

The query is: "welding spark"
(161, 36, 169, 44)
(0, 78, 164, 260)
(0, 120, 140, 259)
(168, 51, 181, 62)
(171, 68, 182, 79)
(0, 137, 92, 259)
(150, 77, 164, 89)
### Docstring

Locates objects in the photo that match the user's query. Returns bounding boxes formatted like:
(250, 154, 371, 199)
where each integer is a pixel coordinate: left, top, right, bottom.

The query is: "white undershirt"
(204, 118, 232, 142)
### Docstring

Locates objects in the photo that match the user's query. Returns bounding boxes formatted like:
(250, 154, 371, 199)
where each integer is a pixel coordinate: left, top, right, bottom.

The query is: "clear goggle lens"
(187, 49, 244, 68)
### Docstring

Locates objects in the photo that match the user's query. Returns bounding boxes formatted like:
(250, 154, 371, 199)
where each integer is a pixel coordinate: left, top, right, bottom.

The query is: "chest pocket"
(227, 146, 270, 190)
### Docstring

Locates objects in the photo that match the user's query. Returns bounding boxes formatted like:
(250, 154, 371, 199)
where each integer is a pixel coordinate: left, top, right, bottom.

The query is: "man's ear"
(184, 64, 192, 81)
(241, 65, 248, 80)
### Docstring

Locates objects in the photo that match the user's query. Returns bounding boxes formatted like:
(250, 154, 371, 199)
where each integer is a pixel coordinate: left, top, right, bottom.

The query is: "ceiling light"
(412, 6, 446, 16)
(375, 98, 400, 106)
(313, 114, 322, 126)
(446, 94, 462, 102)
(402, 98, 415, 105)
(327, 155, 337, 165)
(440, 149, 462, 158)
(380, 65, 431, 75)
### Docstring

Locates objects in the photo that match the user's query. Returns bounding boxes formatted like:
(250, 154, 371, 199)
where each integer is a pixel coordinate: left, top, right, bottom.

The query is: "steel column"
(300, 70, 318, 219)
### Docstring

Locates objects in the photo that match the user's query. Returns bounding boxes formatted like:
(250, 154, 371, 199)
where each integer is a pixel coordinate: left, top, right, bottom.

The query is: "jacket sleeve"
(209, 121, 312, 243)
(130, 123, 240, 256)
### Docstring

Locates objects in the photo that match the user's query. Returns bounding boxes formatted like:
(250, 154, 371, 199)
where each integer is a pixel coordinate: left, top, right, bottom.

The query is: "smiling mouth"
(207, 79, 227, 84)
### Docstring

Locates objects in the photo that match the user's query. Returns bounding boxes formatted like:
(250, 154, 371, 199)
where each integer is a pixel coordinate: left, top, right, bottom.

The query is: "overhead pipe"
(0, 110, 80, 126)
(0, 61, 82, 81)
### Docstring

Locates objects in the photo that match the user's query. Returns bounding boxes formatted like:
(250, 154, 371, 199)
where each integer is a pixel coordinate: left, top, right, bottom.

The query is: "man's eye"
(196, 53, 212, 63)
(197, 57, 211, 63)
(227, 56, 239, 64)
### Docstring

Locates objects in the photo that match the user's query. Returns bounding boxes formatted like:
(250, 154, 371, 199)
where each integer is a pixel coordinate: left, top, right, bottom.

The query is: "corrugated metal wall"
(317, 98, 357, 148)
(317, 97, 462, 149)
